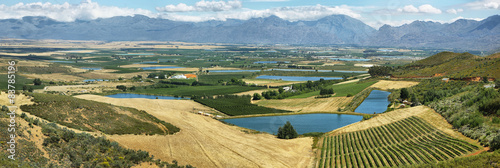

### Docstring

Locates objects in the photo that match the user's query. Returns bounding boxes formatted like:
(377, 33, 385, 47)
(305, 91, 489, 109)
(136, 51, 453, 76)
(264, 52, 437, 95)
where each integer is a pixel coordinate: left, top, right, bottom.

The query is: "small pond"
(105, 93, 185, 100)
(140, 66, 184, 70)
(210, 70, 262, 73)
(265, 69, 332, 72)
(83, 79, 108, 82)
(81, 67, 102, 70)
(253, 61, 290, 64)
(255, 75, 342, 81)
(354, 90, 391, 114)
(222, 113, 363, 134)
(330, 58, 371, 62)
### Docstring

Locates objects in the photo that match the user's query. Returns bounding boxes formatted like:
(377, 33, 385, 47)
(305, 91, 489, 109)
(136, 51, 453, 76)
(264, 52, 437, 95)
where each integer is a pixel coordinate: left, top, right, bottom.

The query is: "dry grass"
(75, 95, 314, 168)
(22, 73, 84, 82)
(255, 97, 352, 112)
(370, 80, 420, 90)
(78, 70, 149, 79)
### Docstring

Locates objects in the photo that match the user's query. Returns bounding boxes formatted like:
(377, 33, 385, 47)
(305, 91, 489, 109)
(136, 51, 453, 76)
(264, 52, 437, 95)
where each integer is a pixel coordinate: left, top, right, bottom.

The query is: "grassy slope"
(392, 52, 500, 79)
(20, 93, 179, 135)
(288, 80, 377, 99)
(133, 85, 264, 97)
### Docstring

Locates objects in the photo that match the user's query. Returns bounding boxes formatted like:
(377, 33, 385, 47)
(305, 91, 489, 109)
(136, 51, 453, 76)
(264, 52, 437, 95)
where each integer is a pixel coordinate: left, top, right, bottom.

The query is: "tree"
(278, 87, 284, 94)
(33, 78, 42, 85)
(277, 121, 298, 139)
(129, 86, 136, 91)
(491, 134, 500, 151)
(400, 88, 409, 100)
(252, 93, 262, 100)
(116, 85, 127, 91)
(191, 81, 200, 86)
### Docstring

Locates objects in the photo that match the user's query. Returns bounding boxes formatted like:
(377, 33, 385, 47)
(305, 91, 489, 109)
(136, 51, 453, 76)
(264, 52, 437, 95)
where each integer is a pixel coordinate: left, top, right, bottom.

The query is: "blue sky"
(0, 0, 498, 28)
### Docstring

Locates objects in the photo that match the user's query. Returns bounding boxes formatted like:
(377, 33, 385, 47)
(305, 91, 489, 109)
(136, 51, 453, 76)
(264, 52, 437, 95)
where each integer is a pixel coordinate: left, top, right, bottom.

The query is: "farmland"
(20, 93, 179, 135)
(194, 95, 290, 116)
(317, 116, 479, 168)
(288, 80, 378, 98)
(132, 85, 264, 97)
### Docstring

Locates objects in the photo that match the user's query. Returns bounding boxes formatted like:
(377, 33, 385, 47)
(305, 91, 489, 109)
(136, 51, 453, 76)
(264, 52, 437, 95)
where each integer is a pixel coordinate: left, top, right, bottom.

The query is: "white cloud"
(446, 8, 464, 14)
(397, 4, 442, 14)
(156, 0, 242, 12)
(0, 0, 155, 22)
(249, 0, 289, 2)
(399, 5, 419, 13)
(465, 0, 500, 9)
(159, 4, 360, 22)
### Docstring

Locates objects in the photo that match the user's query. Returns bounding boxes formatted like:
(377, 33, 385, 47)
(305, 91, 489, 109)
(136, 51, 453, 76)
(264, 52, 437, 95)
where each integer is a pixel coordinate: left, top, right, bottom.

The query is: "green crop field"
(289, 80, 377, 99)
(194, 95, 290, 116)
(317, 116, 479, 168)
(133, 85, 264, 97)
(198, 72, 256, 84)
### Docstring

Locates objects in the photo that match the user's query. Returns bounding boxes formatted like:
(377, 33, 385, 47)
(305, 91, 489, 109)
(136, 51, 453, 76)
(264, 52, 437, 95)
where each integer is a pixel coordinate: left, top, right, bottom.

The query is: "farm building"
(171, 75, 187, 79)
(185, 74, 197, 79)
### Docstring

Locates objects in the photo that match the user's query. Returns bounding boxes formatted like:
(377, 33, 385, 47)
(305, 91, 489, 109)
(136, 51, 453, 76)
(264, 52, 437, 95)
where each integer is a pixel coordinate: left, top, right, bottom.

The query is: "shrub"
(277, 121, 298, 139)
(33, 78, 42, 85)
(116, 85, 127, 91)
(252, 93, 262, 100)
(491, 134, 500, 151)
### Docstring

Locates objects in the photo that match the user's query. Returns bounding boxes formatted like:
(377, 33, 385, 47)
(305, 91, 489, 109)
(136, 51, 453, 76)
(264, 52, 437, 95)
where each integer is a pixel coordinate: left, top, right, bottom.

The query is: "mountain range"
(0, 14, 499, 51)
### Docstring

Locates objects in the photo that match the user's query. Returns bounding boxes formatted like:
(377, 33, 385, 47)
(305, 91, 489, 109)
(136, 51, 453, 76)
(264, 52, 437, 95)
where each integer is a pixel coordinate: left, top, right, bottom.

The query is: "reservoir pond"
(222, 114, 363, 134)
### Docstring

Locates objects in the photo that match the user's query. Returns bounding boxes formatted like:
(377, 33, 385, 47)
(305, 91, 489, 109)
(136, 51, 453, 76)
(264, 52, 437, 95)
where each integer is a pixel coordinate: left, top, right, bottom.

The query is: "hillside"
(20, 93, 179, 135)
(392, 52, 500, 79)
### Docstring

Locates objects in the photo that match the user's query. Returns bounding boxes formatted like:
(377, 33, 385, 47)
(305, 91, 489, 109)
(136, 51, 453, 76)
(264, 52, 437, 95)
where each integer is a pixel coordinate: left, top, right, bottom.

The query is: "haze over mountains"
(0, 14, 499, 51)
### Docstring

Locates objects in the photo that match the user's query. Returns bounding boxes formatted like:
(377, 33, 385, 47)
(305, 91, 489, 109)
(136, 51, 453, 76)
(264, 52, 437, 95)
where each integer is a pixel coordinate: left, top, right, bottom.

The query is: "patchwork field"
(371, 80, 420, 90)
(255, 97, 352, 113)
(75, 95, 314, 168)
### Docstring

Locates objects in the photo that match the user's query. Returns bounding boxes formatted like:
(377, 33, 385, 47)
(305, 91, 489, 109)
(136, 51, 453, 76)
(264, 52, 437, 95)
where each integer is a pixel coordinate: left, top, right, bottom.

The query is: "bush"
(491, 134, 500, 151)
(33, 78, 42, 85)
(277, 121, 298, 139)
(116, 85, 127, 91)
(252, 93, 262, 100)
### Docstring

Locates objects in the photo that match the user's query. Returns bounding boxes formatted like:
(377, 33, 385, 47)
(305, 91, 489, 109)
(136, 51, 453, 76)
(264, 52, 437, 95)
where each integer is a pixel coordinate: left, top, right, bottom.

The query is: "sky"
(0, 0, 498, 29)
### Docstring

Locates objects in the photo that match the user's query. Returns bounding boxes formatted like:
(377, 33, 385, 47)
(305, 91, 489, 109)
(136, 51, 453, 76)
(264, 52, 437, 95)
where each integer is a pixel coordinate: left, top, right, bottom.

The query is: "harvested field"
(256, 97, 352, 112)
(75, 95, 314, 168)
(371, 80, 419, 90)
(243, 79, 304, 87)
(78, 70, 149, 79)
(22, 73, 84, 82)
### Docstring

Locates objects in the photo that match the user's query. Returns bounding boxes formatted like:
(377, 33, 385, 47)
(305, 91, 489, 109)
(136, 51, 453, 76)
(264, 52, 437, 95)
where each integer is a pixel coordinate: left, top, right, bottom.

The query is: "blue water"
(83, 79, 108, 82)
(116, 53, 155, 56)
(210, 70, 262, 73)
(355, 90, 391, 114)
(140, 66, 184, 70)
(81, 67, 102, 70)
(333, 70, 368, 73)
(253, 61, 290, 64)
(265, 69, 332, 72)
(256, 75, 342, 81)
(50, 60, 74, 63)
(133, 61, 158, 64)
(105, 93, 185, 100)
(222, 114, 363, 134)
(330, 58, 371, 62)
